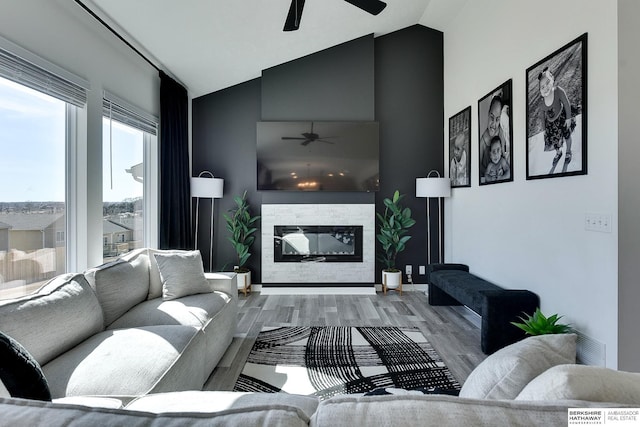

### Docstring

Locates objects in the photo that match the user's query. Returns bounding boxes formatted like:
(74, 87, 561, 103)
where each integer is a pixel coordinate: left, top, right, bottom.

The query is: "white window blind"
(103, 91, 157, 136)
(0, 36, 88, 107)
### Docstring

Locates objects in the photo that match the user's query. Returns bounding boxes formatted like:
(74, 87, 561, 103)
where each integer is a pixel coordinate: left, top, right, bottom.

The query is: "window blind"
(103, 91, 158, 135)
(0, 37, 88, 107)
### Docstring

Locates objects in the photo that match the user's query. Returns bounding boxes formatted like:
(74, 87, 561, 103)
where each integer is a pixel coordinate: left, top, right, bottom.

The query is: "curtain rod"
(74, 0, 161, 73)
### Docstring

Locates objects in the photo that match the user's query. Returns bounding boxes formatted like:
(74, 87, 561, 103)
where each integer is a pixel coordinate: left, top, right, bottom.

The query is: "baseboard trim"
(254, 283, 430, 295)
(260, 286, 376, 295)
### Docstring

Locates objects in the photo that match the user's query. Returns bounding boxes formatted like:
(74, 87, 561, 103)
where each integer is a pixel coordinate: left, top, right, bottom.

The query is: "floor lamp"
(191, 171, 224, 272)
(416, 170, 451, 265)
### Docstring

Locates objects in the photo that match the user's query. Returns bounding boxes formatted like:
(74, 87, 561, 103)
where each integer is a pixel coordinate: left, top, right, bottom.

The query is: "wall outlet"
(405, 265, 412, 275)
(419, 265, 426, 275)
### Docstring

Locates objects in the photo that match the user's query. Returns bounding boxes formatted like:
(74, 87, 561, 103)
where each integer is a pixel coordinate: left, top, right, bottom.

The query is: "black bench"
(427, 263, 539, 355)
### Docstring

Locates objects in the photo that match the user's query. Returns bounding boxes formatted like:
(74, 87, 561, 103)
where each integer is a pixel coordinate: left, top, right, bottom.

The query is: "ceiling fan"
(284, 0, 387, 31)
(282, 122, 336, 146)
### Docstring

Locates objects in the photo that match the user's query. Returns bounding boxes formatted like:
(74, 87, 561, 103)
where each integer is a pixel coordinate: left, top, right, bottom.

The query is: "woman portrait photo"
(526, 33, 587, 180)
(478, 80, 513, 185)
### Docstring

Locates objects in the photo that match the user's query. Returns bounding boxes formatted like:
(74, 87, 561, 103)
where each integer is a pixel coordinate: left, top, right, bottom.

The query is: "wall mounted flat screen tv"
(257, 121, 379, 192)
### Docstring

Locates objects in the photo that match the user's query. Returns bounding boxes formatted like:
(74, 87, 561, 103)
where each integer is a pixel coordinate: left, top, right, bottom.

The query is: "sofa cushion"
(84, 249, 150, 327)
(0, 273, 104, 365)
(0, 330, 51, 401)
(153, 250, 211, 300)
(42, 325, 206, 398)
(148, 248, 188, 299)
(516, 364, 640, 404)
(127, 391, 319, 419)
(459, 333, 576, 400)
(107, 291, 229, 329)
(0, 396, 312, 427)
(310, 394, 589, 427)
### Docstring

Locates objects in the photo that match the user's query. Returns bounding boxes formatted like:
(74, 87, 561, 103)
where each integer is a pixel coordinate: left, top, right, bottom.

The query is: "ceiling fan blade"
(284, 0, 306, 31)
(317, 139, 335, 144)
(301, 140, 313, 146)
(282, 137, 307, 140)
(343, 0, 387, 15)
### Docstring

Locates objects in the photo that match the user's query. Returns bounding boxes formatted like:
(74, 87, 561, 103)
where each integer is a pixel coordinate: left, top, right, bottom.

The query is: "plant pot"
(236, 270, 251, 297)
(382, 269, 402, 295)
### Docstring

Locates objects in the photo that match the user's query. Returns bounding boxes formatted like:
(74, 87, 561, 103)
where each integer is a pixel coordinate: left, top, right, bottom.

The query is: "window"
(102, 92, 157, 263)
(0, 37, 87, 299)
(0, 77, 68, 298)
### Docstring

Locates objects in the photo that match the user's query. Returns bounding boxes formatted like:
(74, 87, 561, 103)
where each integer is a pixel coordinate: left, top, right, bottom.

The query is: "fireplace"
(261, 204, 375, 288)
(274, 225, 363, 263)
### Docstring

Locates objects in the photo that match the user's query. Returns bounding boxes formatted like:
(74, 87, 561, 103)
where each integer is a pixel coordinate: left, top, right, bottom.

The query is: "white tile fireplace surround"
(261, 204, 375, 294)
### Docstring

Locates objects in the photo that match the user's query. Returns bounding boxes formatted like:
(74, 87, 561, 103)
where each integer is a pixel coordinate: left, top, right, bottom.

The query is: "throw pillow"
(0, 330, 51, 401)
(154, 250, 211, 300)
(516, 364, 640, 404)
(459, 333, 576, 400)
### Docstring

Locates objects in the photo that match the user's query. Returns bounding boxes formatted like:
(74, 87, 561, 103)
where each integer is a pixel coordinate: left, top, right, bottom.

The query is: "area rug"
(233, 326, 460, 400)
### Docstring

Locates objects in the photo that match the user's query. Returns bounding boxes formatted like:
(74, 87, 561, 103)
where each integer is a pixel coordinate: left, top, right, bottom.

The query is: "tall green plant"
(223, 191, 260, 272)
(511, 308, 573, 336)
(376, 190, 416, 271)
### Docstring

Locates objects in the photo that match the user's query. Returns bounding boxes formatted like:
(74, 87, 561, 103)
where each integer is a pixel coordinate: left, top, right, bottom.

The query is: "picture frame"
(526, 33, 587, 180)
(478, 79, 513, 185)
(449, 106, 471, 188)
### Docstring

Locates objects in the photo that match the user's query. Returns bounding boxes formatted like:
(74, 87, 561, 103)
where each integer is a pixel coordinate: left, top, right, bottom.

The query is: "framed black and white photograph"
(478, 79, 513, 185)
(526, 33, 587, 180)
(449, 106, 471, 188)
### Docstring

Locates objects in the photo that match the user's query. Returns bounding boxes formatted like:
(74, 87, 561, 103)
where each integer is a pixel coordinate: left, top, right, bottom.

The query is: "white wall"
(440, 0, 618, 367)
(0, 0, 159, 270)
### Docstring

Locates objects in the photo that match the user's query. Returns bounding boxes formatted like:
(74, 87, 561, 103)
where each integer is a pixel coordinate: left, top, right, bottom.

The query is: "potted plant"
(511, 308, 573, 335)
(376, 190, 416, 291)
(223, 190, 260, 295)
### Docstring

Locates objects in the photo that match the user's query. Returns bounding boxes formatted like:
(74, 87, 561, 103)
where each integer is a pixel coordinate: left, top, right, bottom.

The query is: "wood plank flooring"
(204, 290, 487, 391)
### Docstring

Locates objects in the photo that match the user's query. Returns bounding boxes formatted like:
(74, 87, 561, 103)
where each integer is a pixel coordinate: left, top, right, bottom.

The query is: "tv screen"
(257, 121, 379, 192)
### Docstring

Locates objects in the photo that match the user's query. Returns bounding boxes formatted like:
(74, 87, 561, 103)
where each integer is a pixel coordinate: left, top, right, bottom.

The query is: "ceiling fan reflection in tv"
(281, 122, 336, 146)
(284, 0, 387, 32)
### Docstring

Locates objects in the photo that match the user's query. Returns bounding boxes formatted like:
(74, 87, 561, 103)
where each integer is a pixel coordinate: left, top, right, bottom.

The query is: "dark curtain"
(159, 71, 192, 250)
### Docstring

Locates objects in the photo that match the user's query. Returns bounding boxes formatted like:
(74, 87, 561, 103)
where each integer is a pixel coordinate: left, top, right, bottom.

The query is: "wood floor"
(203, 290, 487, 391)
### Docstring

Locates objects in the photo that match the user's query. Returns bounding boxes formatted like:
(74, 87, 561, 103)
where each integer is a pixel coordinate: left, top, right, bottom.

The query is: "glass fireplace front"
(274, 225, 363, 263)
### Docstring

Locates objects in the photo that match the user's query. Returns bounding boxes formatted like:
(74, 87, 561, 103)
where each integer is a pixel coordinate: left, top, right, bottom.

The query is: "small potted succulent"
(376, 190, 415, 291)
(511, 308, 573, 335)
(223, 190, 260, 295)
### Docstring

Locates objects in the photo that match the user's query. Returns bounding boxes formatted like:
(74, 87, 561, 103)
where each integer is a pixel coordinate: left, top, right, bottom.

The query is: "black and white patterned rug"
(233, 326, 460, 399)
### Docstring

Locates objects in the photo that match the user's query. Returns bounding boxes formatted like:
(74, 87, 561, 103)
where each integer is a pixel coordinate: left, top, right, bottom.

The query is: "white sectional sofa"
(0, 248, 237, 399)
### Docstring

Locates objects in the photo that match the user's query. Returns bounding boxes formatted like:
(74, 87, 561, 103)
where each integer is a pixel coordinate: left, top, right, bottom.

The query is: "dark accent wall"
(192, 78, 262, 273)
(374, 25, 444, 282)
(192, 25, 444, 284)
(262, 34, 375, 121)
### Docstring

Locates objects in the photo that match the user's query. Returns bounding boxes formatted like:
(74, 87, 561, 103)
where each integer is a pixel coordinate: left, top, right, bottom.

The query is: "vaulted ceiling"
(87, 0, 468, 97)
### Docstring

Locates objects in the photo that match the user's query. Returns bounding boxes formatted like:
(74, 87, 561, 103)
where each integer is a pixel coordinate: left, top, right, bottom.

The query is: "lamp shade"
(191, 176, 224, 198)
(416, 177, 451, 198)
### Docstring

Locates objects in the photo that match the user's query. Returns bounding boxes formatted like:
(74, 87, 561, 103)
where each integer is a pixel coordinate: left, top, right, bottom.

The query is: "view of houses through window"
(0, 76, 67, 299)
(102, 117, 144, 263)
(0, 79, 149, 299)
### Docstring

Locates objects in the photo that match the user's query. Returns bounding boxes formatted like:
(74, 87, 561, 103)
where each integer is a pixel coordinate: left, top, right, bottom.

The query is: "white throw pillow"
(459, 334, 577, 400)
(153, 251, 211, 300)
(516, 364, 640, 404)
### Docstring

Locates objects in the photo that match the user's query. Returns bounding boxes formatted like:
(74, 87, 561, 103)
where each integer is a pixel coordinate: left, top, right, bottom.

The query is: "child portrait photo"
(449, 106, 471, 188)
(526, 33, 587, 180)
(478, 80, 513, 185)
